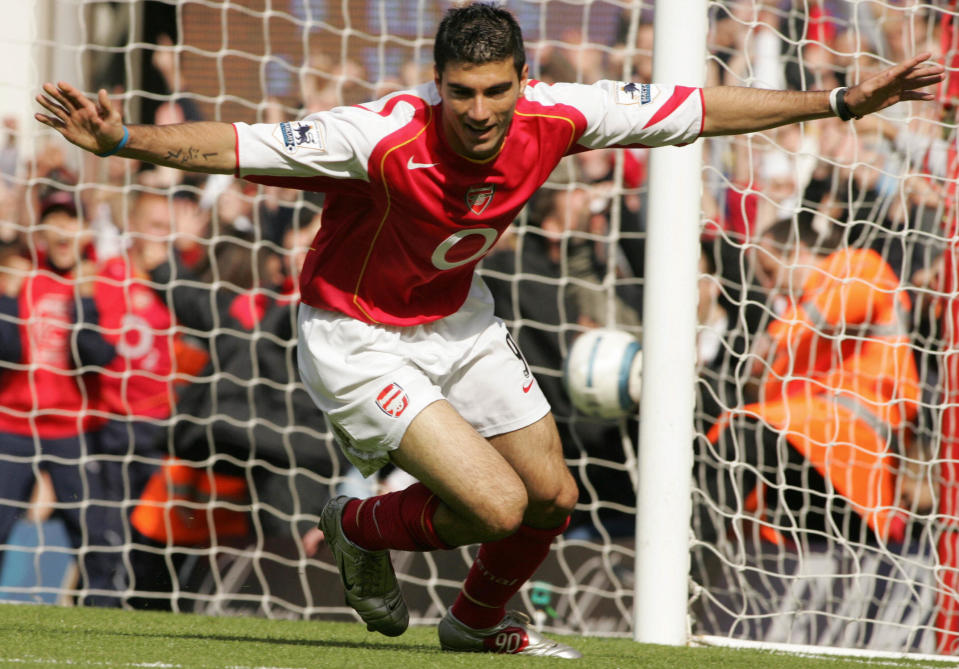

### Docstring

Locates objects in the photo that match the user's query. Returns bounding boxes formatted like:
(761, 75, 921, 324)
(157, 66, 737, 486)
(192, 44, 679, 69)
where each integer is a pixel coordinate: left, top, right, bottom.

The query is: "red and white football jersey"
(95, 256, 175, 420)
(0, 271, 101, 437)
(234, 80, 703, 325)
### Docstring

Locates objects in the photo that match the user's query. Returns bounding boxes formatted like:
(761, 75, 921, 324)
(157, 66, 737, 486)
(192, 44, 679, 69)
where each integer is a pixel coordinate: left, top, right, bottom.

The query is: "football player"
(36, 2, 943, 657)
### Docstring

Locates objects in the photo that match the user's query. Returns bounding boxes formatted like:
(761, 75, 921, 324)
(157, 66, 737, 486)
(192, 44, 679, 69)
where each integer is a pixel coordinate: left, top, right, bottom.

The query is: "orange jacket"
(131, 458, 249, 546)
(709, 248, 919, 540)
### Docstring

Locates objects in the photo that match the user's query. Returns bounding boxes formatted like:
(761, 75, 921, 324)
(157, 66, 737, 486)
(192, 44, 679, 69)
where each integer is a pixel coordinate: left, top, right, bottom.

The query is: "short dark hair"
(39, 188, 79, 221)
(434, 2, 525, 80)
(761, 217, 823, 255)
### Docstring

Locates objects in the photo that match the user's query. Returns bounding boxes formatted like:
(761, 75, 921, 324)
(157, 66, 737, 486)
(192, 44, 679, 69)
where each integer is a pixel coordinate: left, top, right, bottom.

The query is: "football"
(563, 328, 643, 419)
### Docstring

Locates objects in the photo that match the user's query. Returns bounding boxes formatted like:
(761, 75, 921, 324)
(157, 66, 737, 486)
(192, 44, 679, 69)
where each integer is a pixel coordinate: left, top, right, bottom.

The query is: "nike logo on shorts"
(522, 379, 534, 393)
(408, 156, 439, 170)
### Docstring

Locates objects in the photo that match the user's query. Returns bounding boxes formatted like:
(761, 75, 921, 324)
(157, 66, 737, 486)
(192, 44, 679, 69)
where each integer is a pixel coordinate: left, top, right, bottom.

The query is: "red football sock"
(340, 482, 450, 552)
(450, 516, 570, 630)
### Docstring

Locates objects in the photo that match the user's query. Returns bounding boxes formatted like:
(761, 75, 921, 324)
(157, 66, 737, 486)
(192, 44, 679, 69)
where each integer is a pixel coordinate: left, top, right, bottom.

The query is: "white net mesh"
(690, 0, 955, 655)
(4, 0, 959, 658)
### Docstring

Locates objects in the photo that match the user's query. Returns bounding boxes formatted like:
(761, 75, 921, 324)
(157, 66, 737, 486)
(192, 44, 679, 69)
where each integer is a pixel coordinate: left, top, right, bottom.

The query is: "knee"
(526, 471, 579, 528)
(472, 484, 528, 541)
(555, 474, 580, 517)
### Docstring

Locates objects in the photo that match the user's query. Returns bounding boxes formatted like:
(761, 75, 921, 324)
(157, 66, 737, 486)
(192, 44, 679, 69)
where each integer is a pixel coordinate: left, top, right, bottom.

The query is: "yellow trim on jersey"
(514, 110, 578, 153)
(456, 141, 505, 164)
(351, 105, 434, 323)
(454, 109, 578, 163)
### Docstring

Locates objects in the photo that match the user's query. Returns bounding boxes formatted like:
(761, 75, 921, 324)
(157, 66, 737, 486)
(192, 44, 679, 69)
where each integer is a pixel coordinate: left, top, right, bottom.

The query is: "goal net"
(691, 0, 956, 655)
(3, 0, 959, 659)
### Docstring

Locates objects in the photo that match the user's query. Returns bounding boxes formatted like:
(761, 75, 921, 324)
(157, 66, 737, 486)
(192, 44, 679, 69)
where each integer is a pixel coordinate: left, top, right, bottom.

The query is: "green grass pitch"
(0, 602, 955, 668)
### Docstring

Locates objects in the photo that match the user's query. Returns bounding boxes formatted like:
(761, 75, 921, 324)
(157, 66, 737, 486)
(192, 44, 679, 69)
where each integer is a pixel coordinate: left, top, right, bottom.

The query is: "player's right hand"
(35, 82, 126, 156)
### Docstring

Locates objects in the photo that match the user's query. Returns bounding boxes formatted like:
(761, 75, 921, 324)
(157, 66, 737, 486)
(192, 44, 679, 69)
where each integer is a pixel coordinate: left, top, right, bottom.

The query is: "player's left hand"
(845, 53, 944, 117)
(35, 82, 126, 156)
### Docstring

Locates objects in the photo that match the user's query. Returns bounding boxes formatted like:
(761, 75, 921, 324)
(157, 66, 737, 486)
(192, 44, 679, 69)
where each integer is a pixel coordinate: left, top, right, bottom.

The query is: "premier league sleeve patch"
(616, 82, 657, 106)
(274, 120, 327, 154)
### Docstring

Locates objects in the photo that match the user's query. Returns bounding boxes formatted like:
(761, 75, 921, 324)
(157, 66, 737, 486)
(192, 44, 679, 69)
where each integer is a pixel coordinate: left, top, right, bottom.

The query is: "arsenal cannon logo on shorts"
(376, 382, 410, 418)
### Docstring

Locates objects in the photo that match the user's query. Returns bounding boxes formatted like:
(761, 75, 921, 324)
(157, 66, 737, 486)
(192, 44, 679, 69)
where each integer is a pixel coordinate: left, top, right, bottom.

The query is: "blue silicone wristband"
(96, 125, 129, 158)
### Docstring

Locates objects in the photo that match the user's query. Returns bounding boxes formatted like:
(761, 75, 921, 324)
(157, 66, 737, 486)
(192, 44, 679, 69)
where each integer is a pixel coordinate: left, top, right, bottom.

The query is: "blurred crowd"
(0, 1, 954, 608)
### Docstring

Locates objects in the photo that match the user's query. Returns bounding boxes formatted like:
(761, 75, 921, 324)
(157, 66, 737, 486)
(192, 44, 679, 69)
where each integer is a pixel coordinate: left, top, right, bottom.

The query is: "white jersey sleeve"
(526, 80, 703, 150)
(233, 86, 435, 180)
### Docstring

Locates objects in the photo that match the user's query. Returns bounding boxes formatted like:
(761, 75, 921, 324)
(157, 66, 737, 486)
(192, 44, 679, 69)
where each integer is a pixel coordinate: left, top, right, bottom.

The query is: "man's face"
(752, 237, 810, 295)
(751, 240, 784, 291)
(39, 209, 87, 272)
(435, 58, 528, 161)
(132, 193, 173, 240)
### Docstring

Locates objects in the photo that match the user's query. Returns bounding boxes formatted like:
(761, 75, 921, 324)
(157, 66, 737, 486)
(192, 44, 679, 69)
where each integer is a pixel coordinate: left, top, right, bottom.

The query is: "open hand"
(35, 82, 125, 155)
(846, 53, 945, 117)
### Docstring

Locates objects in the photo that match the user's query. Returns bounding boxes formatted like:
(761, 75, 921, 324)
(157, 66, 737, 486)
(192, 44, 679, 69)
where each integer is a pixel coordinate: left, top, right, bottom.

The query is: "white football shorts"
(296, 276, 551, 477)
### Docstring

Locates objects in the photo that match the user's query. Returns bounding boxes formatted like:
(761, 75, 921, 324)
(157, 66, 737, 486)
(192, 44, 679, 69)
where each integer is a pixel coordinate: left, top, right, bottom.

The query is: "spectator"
(695, 240, 735, 437)
(127, 228, 343, 607)
(0, 184, 123, 606)
(780, 3, 845, 92)
(609, 17, 654, 83)
(162, 183, 211, 270)
(696, 217, 920, 546)
(716, 1, 787, 90)
(301, 55, 370, 113)
(93, 190, 178, 525)
(150, 33, 203, 124)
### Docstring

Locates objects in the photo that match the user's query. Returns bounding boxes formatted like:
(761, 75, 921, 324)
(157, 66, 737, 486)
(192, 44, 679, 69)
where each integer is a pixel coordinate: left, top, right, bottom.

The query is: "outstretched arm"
(700, 53, 944, 137)
(35, 82, 236, 174)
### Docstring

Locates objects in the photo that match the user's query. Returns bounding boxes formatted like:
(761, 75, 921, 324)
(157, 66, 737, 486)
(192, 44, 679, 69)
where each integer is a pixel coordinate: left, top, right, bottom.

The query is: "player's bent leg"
(389, 399, 531, 547)
(488, 411, 578, 528)
(318, 400, 530, 637)
(317, 495, 409, 637)
(442, 413, 581, 657)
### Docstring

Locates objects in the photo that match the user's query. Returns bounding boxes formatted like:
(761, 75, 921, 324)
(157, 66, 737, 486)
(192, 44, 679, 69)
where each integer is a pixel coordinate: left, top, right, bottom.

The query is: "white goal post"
(635, 0, 706, 647)
(5, 0, 959, 661)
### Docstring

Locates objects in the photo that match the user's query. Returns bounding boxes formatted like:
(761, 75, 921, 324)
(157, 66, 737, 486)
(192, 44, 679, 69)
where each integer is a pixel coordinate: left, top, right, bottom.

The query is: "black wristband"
(835, 87, 861, 122)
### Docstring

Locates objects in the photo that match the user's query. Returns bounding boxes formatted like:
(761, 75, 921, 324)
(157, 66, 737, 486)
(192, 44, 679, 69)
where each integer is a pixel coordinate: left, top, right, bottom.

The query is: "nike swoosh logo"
(522, 379, 534, 393)
(339, 550, 356, 591)
(407, 156, 439, 170)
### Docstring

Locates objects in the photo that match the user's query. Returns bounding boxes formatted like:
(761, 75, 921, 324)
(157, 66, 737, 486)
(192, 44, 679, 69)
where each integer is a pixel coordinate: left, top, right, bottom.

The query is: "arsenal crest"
(376, 382, 409, 418)
(466, 184, 495, 215)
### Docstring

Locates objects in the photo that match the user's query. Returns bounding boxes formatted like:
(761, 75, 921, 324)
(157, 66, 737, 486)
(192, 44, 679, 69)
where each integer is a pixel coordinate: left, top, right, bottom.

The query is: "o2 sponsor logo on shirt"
(617, 82, 656, 106)
(430, 227, 498, 270)
(274, 120, 326, 154)
(376, 382, 409, 418)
